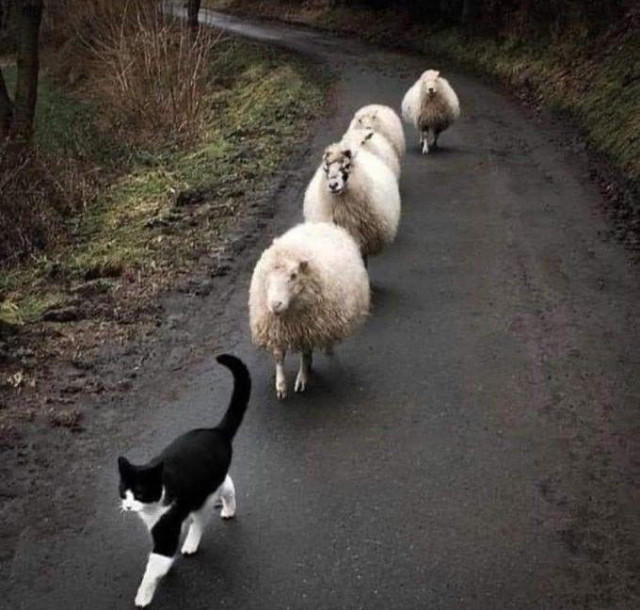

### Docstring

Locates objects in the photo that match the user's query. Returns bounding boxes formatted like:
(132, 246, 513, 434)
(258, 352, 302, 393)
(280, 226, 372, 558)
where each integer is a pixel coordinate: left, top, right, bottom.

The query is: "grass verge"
(0, 34, 326, 424)
(205, 0, 639, 180)
(1, 37, 324, 325)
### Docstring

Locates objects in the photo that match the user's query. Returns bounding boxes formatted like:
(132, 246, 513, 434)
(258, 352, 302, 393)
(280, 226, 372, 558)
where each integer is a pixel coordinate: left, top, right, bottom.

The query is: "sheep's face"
(420, 70, 440, 98)
(322, 146, 353, 195)
(352, 111, 377, 133)
(266, 259, 309, 316)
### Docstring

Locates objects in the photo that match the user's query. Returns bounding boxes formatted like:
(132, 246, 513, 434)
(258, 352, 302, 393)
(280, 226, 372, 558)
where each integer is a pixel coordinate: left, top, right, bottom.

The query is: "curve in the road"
(6, 10, 640, 610)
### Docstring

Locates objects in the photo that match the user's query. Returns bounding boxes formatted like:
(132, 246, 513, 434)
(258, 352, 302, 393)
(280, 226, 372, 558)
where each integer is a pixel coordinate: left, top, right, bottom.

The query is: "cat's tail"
(216, 354, 251, 441)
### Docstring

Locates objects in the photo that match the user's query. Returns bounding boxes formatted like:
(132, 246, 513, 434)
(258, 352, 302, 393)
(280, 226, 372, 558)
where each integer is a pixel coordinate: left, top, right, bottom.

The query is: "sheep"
(401, 69, 460, 155)
(348, 104, 406, 158)
(249, 222, 370, 399)
(303, 132, 401, 263)
(342, 126, 401, 180)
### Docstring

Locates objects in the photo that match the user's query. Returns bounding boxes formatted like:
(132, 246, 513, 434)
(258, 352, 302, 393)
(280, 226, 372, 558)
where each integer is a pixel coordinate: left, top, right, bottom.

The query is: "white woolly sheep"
(348, 104, 406, 158)
(249, 222, 370, 399)
(401, 69, 460, 154)
(303, 133, 401, 262)
(343, 126, 401, 180)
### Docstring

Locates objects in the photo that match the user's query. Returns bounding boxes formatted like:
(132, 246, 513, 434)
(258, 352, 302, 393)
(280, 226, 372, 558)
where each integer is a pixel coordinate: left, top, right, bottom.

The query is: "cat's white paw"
(181, 537, 200, 556)
(220, 506, 236, 520)
(135, 586, 154, 608)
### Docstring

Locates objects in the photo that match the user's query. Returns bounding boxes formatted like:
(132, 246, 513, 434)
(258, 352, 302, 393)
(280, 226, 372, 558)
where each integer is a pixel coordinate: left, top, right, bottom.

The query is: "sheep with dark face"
(249, 222, 370, 399)
(348, 104, 406, 158)
(402, 69, 460, 154)
(303, 131, 401, 261)
(342, 126, 401, 180)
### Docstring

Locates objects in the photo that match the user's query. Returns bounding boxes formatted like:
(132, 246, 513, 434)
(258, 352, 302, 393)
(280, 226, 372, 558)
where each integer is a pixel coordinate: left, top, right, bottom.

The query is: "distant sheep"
(402, 69, 460, 154)
(349, 104, 406, 158)
(343, 126, 401, 180)
(303, 133, 401, 262)
(249, 222, 370, 399)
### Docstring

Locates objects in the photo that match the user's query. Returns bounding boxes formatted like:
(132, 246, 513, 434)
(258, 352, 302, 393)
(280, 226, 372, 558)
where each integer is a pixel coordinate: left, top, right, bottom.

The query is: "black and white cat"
(118, 354, 251, 607)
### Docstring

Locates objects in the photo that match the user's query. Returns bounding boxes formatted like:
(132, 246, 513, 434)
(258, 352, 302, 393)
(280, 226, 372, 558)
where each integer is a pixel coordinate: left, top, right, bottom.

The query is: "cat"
(118, 353, 251, 608)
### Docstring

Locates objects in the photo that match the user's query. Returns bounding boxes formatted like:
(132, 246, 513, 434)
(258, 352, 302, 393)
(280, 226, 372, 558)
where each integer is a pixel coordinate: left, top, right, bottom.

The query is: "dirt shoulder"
(204, 0, 640, 258)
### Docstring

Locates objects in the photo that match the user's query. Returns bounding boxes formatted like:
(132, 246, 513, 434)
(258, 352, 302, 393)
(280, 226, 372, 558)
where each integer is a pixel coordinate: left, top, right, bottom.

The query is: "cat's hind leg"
(181, 494, 217, 556)
(219, 474, 236, 520)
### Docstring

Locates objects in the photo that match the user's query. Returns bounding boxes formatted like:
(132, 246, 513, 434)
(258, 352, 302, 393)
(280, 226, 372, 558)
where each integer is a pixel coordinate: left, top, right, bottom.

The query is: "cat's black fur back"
(118, 354, 251, 557)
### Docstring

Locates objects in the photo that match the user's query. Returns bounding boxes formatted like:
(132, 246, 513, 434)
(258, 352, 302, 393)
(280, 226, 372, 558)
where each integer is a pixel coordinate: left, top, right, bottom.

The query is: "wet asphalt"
(5, 9, 640, 610)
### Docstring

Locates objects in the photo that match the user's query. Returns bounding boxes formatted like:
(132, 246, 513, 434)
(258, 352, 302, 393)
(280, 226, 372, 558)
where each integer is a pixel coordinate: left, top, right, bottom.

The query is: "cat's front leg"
(135, 553, 174, 608)
(181, 494, 218, 555)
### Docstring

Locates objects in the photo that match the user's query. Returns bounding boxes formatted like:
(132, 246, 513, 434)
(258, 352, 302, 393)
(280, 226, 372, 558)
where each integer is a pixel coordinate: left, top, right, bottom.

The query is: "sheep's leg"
(426, 127, 437, 148)
(432, 129, 440, 150)
(294, 350, 313, 394)
(420, 130, 430, 155)
(274, 348, 287, 400)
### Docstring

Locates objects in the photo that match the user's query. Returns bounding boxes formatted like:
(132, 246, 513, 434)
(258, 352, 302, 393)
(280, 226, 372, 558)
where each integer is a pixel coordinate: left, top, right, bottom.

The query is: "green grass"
(422, 27, 639, 177)
(2, 66, 121, 165)
(0, 37, 326, 326)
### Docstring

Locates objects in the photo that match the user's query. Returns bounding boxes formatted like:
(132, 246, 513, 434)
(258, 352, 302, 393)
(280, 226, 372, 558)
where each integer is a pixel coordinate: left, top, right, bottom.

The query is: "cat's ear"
(117, 456, 132, 477)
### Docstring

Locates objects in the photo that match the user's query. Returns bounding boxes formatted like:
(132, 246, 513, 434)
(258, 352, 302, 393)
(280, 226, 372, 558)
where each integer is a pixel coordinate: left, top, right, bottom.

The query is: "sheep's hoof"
(294, 374, 308, 393)
(421, 143, 430, 155)
(276, 387, 287, 400)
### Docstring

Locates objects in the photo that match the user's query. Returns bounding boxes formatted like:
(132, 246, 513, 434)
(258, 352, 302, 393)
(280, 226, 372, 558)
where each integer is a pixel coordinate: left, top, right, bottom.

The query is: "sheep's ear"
(298, 260, 309, 273)
(433, 70, 440, 78)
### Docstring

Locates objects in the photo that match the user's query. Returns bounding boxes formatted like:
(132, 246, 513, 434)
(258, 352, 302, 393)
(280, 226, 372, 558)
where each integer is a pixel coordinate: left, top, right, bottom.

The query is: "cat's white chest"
(136, 491, 172, 531)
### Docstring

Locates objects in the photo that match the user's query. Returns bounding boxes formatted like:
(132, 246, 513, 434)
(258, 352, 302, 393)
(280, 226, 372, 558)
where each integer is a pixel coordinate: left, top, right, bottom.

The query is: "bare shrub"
(0, 144, 91, 265)
(52, 0, 221, 144)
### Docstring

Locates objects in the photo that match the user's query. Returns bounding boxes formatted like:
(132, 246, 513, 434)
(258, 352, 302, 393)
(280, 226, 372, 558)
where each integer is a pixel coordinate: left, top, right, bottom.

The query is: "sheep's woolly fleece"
(402, 70, 460, 134)
(349, 104, 406, 158)
(343, 126, 401, 180)
(249, 222, 370, 353)
(303, 144, 401, 257)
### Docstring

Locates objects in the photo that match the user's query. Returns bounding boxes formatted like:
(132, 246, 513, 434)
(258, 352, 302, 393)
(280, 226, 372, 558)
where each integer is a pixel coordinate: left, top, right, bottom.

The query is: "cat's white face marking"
(121, 490, 145, 513)
(121, 489, 170, 531)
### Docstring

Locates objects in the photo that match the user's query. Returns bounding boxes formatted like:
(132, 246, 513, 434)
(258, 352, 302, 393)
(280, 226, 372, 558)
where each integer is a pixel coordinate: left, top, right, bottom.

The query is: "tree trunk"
(187, 0, 201, 32)
(12, 0, 43, 142)
(0, 66, 12, 140)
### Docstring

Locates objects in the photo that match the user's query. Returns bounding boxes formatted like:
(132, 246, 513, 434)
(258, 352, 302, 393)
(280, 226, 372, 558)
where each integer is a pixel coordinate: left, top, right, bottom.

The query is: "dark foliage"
(287, 1, 630, 35)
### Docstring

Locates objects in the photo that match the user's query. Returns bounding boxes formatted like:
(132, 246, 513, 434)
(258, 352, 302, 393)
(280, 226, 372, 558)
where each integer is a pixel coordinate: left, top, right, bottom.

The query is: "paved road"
(6, 10, 640, 610)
